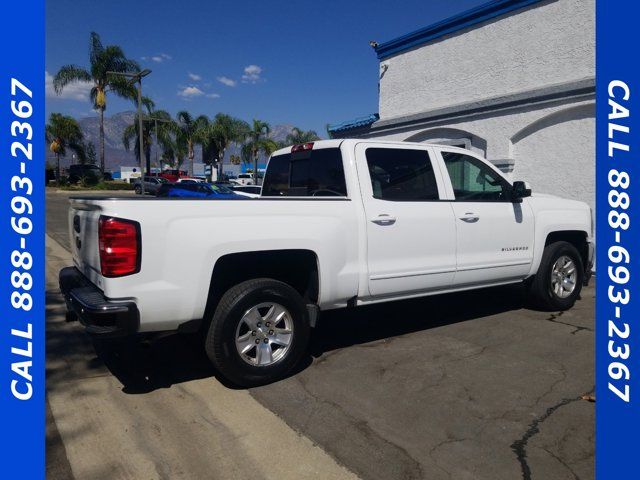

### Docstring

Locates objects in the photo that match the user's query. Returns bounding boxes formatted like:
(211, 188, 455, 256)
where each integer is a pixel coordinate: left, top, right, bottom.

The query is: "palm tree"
(176, 111, 209, 176)
(123, 106, 176, 174)
(53, 32, 139, 173)
(207, 114, 250, 179)
(242, 119, 277, 184)
(46, 113, 85, 185)
(285, 127, 320, 145)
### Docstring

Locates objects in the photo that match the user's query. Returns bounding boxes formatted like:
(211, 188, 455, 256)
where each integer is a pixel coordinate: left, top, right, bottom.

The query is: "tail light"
(98, 216, 141, 277)
(291, 142, 314, 153)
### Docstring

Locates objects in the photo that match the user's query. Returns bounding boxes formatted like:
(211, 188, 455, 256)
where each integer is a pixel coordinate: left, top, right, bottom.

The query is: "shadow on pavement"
(60, 283, 528, 393)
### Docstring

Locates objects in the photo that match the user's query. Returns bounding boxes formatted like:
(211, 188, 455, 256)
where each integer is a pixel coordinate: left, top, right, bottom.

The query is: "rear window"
(262, 148, 347, 197)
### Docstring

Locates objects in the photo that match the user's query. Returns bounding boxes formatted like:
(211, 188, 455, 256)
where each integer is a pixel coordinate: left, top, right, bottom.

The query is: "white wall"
(511, 104, 594, 210)
(379, 0, 595, 120)
(362, 99, 595, 211)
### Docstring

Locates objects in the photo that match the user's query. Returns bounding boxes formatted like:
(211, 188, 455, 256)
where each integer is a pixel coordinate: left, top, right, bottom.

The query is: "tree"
(175, 111, 209, 176)
(46, 113, 85, 185)
(85, 141, 97, 165)
(206, 114, 250, 179)
(53, 32, 139, 173)
(242, 119, 277, 184)
(285, 127, 320, 145)
(123, 106, 176, 174)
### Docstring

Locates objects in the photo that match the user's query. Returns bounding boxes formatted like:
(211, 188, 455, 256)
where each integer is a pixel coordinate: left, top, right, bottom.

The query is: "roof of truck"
(272, 139, 470, 157)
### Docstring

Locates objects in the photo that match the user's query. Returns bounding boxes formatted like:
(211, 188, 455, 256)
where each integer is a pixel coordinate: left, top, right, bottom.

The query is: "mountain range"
(59, 111, 299, 171)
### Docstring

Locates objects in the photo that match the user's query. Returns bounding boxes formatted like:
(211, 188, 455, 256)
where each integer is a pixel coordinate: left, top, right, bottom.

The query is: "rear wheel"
(205, 278, 310, 387)
(134, 185, 142, 195)
(528, 241, 584, 310)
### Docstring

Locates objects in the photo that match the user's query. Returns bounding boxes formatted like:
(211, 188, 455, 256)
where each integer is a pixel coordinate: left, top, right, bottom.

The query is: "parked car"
(68, 164, 103, 184)
(212, 182, 259, 198)
(230, 185, 262, 198)
(158, 169, 188, 183)
(134, 176, 168, 195)
(61, 139, 593, 387)
(231, 173, 255, 186)
(176, 177, 206, 184)
(156, 182, 243, 199)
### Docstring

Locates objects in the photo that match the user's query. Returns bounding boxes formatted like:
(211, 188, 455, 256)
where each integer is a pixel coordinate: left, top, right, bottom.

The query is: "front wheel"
(134, 185, 142, 195)
(205, 278, 310, 387)
(527, 241, 584, 310)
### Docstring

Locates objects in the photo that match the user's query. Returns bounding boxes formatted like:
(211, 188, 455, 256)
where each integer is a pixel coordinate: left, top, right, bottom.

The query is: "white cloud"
(177, 86, 205, 98)
(45, 71, 93, 101)
(188, 72, 202, 81)
(217, 76, 236, 87)
(206, 93, 220, 99)
(147, 53, 172, 63)
(242, 64, 263, 84)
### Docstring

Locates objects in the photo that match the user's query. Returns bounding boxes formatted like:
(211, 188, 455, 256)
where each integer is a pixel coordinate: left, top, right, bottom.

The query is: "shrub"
(92, 181, 135, 191)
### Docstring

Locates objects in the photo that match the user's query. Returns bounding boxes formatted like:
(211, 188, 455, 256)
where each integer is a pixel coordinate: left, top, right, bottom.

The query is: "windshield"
(210, 184, 233, 194)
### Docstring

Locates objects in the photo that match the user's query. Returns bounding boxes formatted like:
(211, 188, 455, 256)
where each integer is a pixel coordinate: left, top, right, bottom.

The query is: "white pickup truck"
(60, 139, 593, 386)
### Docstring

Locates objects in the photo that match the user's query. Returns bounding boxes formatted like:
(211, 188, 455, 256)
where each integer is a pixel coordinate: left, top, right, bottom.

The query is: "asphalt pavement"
(46, 190, 595, 480)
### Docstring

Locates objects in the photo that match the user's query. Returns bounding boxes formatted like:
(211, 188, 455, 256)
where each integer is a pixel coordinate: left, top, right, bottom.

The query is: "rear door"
(434, 148, 534, 286)
(355, 143, 457, 297)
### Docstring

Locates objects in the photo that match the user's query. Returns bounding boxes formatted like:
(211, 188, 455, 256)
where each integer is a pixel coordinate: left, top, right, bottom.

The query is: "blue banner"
(0, 0, 45, 478)
(596, 0, 639, 477)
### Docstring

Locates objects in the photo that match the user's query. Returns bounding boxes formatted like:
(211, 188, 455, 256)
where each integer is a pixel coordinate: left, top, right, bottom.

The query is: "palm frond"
(89, 32, 104, 68)
(107, 75, 137, 99)
(53, 65, 92, 95)
(122, 124, 137, 152)
(177, 111, 194, 127)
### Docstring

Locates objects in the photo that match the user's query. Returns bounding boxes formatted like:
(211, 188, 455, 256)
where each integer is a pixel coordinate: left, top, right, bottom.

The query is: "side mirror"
(511, 181, 532, 202)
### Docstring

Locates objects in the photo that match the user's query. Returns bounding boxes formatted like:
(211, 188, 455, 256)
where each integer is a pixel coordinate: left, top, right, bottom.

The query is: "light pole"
(144, 115, 172, 172)
(106, 69, 151, 193)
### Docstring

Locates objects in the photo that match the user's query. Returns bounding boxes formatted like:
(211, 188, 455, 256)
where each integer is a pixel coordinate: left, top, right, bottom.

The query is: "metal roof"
(327, 114, 380, 134)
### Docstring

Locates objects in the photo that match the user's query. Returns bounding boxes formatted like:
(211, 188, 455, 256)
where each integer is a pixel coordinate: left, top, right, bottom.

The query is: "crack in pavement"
(294, 375, 425, 480)
(546, 311, 593, 335)
(541, 447, 581, 480)
(510, 386, 595, 480)
(427, 436, 472, 480)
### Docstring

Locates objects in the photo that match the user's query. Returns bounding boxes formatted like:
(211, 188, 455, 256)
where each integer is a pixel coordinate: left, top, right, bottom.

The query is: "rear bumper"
(59, 267, 139, 338)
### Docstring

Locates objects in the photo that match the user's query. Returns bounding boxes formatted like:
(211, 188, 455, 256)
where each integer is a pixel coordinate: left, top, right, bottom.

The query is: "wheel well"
(545, 230, 589, 267)
(203, 249, 319, 323)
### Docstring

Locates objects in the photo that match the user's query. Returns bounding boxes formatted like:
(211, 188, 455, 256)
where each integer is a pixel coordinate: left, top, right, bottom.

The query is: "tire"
(205, 278, 310, 387)
(528, 241, 584, 310)
(134, 185, 142, 195)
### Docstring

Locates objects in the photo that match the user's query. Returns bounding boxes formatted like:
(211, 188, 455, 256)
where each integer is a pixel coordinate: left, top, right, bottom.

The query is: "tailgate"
(68, 200, 103, 283)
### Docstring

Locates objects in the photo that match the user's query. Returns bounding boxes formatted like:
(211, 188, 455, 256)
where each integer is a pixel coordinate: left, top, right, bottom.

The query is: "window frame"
(436, 147, 513, 203)
(261, 146, 349, 198)
(354, 143, 449, 203)
(363, 146, 445, 202)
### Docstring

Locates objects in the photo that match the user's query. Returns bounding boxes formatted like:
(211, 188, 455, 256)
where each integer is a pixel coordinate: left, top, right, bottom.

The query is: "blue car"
(157, 182, 245, 199)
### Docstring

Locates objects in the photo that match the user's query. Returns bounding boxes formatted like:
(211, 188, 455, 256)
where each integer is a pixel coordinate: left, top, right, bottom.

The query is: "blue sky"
(46, 0, 487, 136)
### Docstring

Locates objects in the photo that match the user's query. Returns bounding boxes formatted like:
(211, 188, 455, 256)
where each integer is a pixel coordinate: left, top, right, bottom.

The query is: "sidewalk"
(46, 234, 358, 480)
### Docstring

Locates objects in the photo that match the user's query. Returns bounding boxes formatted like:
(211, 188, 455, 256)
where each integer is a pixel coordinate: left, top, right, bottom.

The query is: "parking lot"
(46, 190, 594, 480)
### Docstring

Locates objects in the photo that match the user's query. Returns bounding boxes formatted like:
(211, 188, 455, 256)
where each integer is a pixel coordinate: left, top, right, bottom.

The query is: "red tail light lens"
(98, 216, 141, 277)
(291, 142, 314, 153)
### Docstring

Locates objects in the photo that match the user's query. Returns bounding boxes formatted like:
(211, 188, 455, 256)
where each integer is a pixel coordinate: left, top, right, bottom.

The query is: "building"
(329, 0, 595, 211)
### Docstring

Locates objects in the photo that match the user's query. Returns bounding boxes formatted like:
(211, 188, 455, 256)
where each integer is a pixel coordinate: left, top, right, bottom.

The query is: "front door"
(355, 143, 457, 297)
(435, 148, 534, 286)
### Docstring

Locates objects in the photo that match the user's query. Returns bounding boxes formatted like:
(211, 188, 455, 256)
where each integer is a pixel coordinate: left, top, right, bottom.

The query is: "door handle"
(371, 214, 396, 225)
(459, 212, 479, 223)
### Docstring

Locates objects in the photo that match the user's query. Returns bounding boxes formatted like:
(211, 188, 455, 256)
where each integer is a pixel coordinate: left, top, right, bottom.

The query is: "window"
(442, 151, 509, 202)
(365, 148, 440, 201)
(262, 148, 347, 197)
